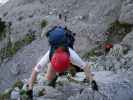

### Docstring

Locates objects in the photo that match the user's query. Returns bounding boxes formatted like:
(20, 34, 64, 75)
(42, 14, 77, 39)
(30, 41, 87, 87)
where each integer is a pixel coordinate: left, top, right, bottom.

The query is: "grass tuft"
(41, 19, 48, 28)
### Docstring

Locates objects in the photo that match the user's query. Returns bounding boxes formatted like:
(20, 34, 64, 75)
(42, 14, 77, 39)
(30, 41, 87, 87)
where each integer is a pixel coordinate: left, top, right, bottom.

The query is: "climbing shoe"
(91, 80, 98, 91)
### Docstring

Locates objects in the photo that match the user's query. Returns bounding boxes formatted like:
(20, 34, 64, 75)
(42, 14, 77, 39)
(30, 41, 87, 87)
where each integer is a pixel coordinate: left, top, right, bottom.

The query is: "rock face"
(0, 0, 133, 100)
(0, 39, 49, 92)
(119, 0, 133, 24)
(67, 72, 133, 100)
(0, 0, 124, 51)
(11, 72, 133, 100)
(10, 87, 20, 100)
(122, 31, 133, 50)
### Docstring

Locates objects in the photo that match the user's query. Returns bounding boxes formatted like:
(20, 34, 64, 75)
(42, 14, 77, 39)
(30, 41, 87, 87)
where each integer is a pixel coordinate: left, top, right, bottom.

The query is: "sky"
(0, 0, 9, 4)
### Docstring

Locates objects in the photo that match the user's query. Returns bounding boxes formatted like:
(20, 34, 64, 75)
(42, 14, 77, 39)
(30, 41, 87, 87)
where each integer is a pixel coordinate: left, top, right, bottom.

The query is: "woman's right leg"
(45, 63, 56, 81)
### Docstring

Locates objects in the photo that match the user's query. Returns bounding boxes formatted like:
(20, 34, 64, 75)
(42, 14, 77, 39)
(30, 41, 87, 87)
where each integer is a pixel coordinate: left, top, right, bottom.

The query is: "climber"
(27, 14, 98, 97)
(29, 26, 98, 90)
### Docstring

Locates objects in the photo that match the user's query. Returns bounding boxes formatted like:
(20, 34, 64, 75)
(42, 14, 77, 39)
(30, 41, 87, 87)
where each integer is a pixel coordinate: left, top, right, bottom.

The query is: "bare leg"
(45, 63, 56, 81)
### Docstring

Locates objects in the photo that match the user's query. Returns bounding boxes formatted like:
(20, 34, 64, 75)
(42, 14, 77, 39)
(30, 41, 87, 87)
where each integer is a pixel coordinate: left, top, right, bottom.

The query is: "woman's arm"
(83, 63, 94, 81)
(69, 48, 94, 81)
(28, 50, 50, 89)
(28, 68, 37, 90)
(69, 48, 98, 91)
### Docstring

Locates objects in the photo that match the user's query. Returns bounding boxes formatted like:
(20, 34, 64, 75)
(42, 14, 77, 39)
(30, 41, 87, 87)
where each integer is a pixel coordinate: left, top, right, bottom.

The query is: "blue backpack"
(46, 26, 75, 60)
(46, 26, 75, 48)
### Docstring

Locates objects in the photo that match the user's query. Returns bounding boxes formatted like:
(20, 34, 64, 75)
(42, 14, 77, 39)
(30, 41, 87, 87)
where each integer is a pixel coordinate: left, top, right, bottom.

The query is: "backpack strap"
(49, 46, 70, 61)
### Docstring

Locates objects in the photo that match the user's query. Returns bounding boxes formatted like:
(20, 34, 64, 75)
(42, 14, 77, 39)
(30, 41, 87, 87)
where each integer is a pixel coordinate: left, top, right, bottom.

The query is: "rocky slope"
(0, 0, 133, 100)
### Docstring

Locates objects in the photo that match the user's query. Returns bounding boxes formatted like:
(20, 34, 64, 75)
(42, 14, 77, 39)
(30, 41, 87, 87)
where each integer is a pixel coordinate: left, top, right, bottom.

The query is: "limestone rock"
(122, 31, 133, 50)
(34, 86, 65, 100)
(1, 1, 133, 100)
(33, 85, 46, 97)
(108, 44, 124, 58)
(10, 87, 20, 100)
(67, 71, 133, 100)
(10, 63, 20, 75)
(119, 0, 133, 24)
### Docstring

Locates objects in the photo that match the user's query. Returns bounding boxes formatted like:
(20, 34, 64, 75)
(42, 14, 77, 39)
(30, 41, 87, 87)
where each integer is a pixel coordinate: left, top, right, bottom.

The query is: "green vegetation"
(82, 45, 103, 60)
(0, 18, 6, 40)
(106, 20, 133, 43)
(13, 80, 23, 89)
(38, 88, 46, 96)
(0, 88, 13, 100)
(0, 80, 24, 100)
(20, 93, 29, 100)
(0, 33, 35, 61)
(0, 92, 10, 100)
(40, 19, 48, 28)
(82, 48, 97, 60)
(20, 89, 29, 100)
(83, 20, 133, 59)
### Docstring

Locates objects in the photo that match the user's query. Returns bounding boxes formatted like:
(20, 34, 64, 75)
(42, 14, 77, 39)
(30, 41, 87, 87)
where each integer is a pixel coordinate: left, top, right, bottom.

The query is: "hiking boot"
(91, 80, 98, 91)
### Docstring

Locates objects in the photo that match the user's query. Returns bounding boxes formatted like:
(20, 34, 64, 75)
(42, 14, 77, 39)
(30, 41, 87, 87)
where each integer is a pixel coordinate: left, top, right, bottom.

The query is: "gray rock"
(10, 63, 20, 75)
(37, 73, 46, 85)
(48, 11, 54, 15)
(33, 85, 46, 97)
(10, 87, 20, 100)
(34, 86, 65, 100)
(122, 31, 133, 50)
(67, 71, 133, 100)
(0, 39, 49, 92)
(74, 15, 84, 20)
(61, 83, 84, 97)
(0, 0, 123, 53)
(119, 0, 133, 24)
(108, 44, 124, 58)
(1, 1, 133, 100)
